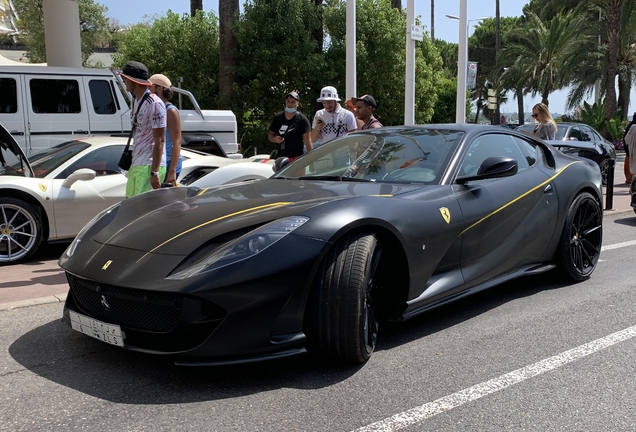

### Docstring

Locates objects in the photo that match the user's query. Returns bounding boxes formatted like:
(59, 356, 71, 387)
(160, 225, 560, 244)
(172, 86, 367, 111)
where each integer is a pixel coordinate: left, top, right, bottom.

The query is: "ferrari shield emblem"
(38, 183, 47, 192)
(439, 207, 451, 224)
(102, 260, 113, 270)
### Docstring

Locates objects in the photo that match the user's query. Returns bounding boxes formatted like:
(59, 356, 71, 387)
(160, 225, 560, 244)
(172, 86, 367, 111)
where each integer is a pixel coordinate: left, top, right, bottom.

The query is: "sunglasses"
(531, 114, 539, 118)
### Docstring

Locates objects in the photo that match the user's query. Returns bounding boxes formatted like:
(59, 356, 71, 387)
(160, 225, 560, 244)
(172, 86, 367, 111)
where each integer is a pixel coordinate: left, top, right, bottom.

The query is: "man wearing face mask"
(268, 91, 312, 162)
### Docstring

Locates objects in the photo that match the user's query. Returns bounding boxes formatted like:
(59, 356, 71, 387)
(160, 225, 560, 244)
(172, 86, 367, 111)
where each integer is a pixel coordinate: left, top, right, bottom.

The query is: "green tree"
(498, 11, 592, 107)
(429, 78, 457, 123)
(468, 17, 518, 123)
(219, 0, 239, 106)
(324, 0, 444, 125)
(433, 39, 458, 79)
(234, 0, 445, 150)
(234, 0, 324, 150)
(112, 11, 220, 109)
(13, 0, 109, 65)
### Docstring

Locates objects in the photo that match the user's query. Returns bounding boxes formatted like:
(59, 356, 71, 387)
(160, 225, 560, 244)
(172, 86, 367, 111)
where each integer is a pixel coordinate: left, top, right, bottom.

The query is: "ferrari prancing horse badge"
(439, 207, 451, 224)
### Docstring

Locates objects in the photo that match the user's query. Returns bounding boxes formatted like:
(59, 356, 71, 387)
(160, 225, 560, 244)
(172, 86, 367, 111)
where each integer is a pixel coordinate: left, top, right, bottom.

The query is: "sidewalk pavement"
(1, 155, 634, 311)
(603, 152, 634, 214)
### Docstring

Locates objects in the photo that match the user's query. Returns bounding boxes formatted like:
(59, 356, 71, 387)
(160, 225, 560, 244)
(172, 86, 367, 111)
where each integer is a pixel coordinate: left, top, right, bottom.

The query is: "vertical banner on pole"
(467, 62, 478, 89)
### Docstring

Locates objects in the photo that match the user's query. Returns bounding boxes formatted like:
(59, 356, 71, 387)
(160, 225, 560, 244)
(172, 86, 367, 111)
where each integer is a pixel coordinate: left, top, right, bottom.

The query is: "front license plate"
(69, 310, 124, 347)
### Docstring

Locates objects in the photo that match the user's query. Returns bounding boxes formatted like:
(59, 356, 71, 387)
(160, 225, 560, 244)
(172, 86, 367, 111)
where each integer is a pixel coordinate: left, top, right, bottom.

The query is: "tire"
(0, 197, 43, 264)
(306, 232, 383, 363)
(600, 157, 610, 186)
(555, 192, 602, 281)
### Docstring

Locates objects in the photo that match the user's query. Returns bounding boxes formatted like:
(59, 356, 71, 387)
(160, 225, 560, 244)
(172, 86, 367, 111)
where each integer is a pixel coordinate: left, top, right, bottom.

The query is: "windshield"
(0, 141, 89, 178)
(272, 128, 463, 184)
(555, 125, 568, 140)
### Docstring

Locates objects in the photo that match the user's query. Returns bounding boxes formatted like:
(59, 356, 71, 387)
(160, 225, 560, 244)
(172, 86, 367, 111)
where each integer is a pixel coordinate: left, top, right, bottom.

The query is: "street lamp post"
(446, 12, 488, 123)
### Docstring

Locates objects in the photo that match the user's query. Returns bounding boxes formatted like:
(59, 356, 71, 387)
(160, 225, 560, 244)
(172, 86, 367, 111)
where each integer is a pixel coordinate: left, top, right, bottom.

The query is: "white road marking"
(601, 240, 636, 252)
(354, 325, 636, 432)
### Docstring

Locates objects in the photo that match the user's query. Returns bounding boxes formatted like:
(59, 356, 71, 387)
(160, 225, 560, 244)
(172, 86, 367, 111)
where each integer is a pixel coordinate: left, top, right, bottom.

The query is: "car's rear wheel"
(306, 232, 383, 363)
(0, 198, 43, 264)
(555, 192, 602, 281)
(600, 157, 610, 186)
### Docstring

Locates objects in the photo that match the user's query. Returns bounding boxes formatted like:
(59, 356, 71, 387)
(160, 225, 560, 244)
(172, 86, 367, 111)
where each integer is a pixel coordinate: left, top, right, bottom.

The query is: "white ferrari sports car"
(0, 126, 270, 264)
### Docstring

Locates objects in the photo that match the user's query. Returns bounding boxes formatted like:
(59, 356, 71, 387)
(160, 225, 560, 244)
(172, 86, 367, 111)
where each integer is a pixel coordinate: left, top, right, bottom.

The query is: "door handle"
(544, 184, 553, 194)
(10, 131, 24, 135)
(74, 129, 88, 134)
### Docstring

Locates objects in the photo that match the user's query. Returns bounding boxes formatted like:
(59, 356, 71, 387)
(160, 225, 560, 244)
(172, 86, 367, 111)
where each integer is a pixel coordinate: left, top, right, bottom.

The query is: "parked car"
(179, 153, 271, 186)
(516, 122, 616, 185)
(0, 65, 240, 157)
(0, 125, 270, 264)
(59, 125, 603, 365)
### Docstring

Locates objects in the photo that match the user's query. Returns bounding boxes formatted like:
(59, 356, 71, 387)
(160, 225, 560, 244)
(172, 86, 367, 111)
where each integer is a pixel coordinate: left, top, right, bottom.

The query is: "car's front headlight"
(166, 216, 309, 279)
(65, 203, 120, 258)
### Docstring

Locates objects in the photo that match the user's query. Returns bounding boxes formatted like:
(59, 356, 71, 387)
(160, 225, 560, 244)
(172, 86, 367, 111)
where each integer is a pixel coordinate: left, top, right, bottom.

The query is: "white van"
(0, 65, 240, 157)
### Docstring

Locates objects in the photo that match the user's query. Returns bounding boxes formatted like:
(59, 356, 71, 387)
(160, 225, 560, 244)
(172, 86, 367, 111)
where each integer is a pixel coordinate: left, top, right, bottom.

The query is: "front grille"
(67, 273, 183, 332)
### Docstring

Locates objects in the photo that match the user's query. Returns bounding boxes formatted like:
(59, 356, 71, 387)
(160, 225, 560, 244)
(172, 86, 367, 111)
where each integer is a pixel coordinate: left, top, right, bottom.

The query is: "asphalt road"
(1, 212, 636, 431)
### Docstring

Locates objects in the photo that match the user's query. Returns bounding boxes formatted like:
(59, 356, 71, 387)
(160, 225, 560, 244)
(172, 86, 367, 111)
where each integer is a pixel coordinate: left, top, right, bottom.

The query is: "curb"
(0, 293, 67, 311)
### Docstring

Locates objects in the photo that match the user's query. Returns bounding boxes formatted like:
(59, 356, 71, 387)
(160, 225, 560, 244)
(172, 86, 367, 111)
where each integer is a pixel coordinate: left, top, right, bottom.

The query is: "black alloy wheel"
(555, 192, 602, 281)
(306, 232, 383, 363)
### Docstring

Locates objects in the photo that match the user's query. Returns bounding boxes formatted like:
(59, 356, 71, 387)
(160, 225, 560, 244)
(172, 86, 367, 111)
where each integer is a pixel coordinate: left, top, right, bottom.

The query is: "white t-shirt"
(131, 91, 167, 167)
(312, 105, 357, 146)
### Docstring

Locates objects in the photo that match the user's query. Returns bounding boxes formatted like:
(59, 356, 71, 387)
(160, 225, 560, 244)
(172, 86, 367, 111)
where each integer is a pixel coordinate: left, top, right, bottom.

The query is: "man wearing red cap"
(119, 61, 167, 197)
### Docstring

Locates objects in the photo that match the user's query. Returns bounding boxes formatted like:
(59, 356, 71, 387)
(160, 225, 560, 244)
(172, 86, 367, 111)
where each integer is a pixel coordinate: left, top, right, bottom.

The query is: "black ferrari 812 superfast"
(59, 125, 603, 365)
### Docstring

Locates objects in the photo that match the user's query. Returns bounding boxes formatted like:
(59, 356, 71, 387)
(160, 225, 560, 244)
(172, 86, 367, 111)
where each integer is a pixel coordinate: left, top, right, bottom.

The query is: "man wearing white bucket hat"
(310, 86, 357, 147)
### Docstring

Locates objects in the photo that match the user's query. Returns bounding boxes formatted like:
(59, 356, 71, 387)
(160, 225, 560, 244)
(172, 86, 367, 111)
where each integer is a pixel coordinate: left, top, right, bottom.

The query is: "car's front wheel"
(555, 192, 602, 281)
(0, 197, 43, 264)
(306, 232, 383, 363)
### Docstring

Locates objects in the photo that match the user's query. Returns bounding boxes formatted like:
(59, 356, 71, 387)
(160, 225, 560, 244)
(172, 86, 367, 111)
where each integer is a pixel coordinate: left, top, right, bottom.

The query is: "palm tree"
(190, 0, 203, 17)
(498, 11, 592, 107)
(565, 0, 636, 121)
(599, 0, 626, 121)
(219, 0, 239, 105)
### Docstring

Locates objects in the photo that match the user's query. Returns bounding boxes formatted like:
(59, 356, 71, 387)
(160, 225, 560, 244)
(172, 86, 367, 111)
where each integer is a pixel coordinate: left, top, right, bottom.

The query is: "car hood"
(0, 123, 33, 177)
(91, 179, 423, 255)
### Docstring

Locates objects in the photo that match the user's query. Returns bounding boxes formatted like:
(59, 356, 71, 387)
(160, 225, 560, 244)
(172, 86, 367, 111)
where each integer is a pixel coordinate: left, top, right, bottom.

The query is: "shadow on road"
(9, 316, 362, 404)
(7, 271, 571, 405)
(612, 214, 636, 227)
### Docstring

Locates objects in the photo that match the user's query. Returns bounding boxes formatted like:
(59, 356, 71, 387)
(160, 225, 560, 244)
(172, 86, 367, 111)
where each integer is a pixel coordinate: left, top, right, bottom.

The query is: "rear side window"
(30, 79, 81, 114)
(0, 78, 18, 113)
(88, 79, 117, 114)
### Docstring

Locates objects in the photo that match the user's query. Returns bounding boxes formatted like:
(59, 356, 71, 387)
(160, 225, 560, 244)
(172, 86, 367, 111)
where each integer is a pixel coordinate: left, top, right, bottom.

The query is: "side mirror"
(273, 156, 290, 172)
(62, 168, 96, 188)
(457, 157, 518, 184)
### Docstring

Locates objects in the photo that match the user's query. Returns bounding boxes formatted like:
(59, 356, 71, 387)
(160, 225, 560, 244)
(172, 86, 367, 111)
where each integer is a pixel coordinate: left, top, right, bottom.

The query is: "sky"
(99, 0, 636, 118)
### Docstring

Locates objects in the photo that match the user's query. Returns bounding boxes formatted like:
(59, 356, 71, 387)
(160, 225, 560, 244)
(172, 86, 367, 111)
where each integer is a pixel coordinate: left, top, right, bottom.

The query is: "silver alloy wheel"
(0, 202, 39, 263)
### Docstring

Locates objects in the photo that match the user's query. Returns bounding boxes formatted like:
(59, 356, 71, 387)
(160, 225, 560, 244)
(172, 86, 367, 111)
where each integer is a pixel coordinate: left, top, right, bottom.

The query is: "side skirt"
(399, 263, 556, 321)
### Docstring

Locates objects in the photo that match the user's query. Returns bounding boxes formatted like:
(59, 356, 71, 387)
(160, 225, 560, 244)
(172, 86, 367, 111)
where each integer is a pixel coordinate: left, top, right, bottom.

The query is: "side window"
(88, 79, 117, 114)
(512, 136, 538, 168)
(0, 78, 18, 113)
(580, 126, 593, 142)
(30, 79, 81, 114)
(460, 134, 530, 177)
(569, 127, 583, 141)
(60, 145, 125, 178)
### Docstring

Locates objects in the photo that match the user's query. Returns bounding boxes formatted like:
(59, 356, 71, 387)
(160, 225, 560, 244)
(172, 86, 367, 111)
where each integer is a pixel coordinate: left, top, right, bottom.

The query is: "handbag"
(118, 92, 151, 171)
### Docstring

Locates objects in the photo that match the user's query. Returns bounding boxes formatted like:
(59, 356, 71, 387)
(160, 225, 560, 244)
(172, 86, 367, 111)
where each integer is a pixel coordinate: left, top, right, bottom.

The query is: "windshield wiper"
(297, 175, 373, 182)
